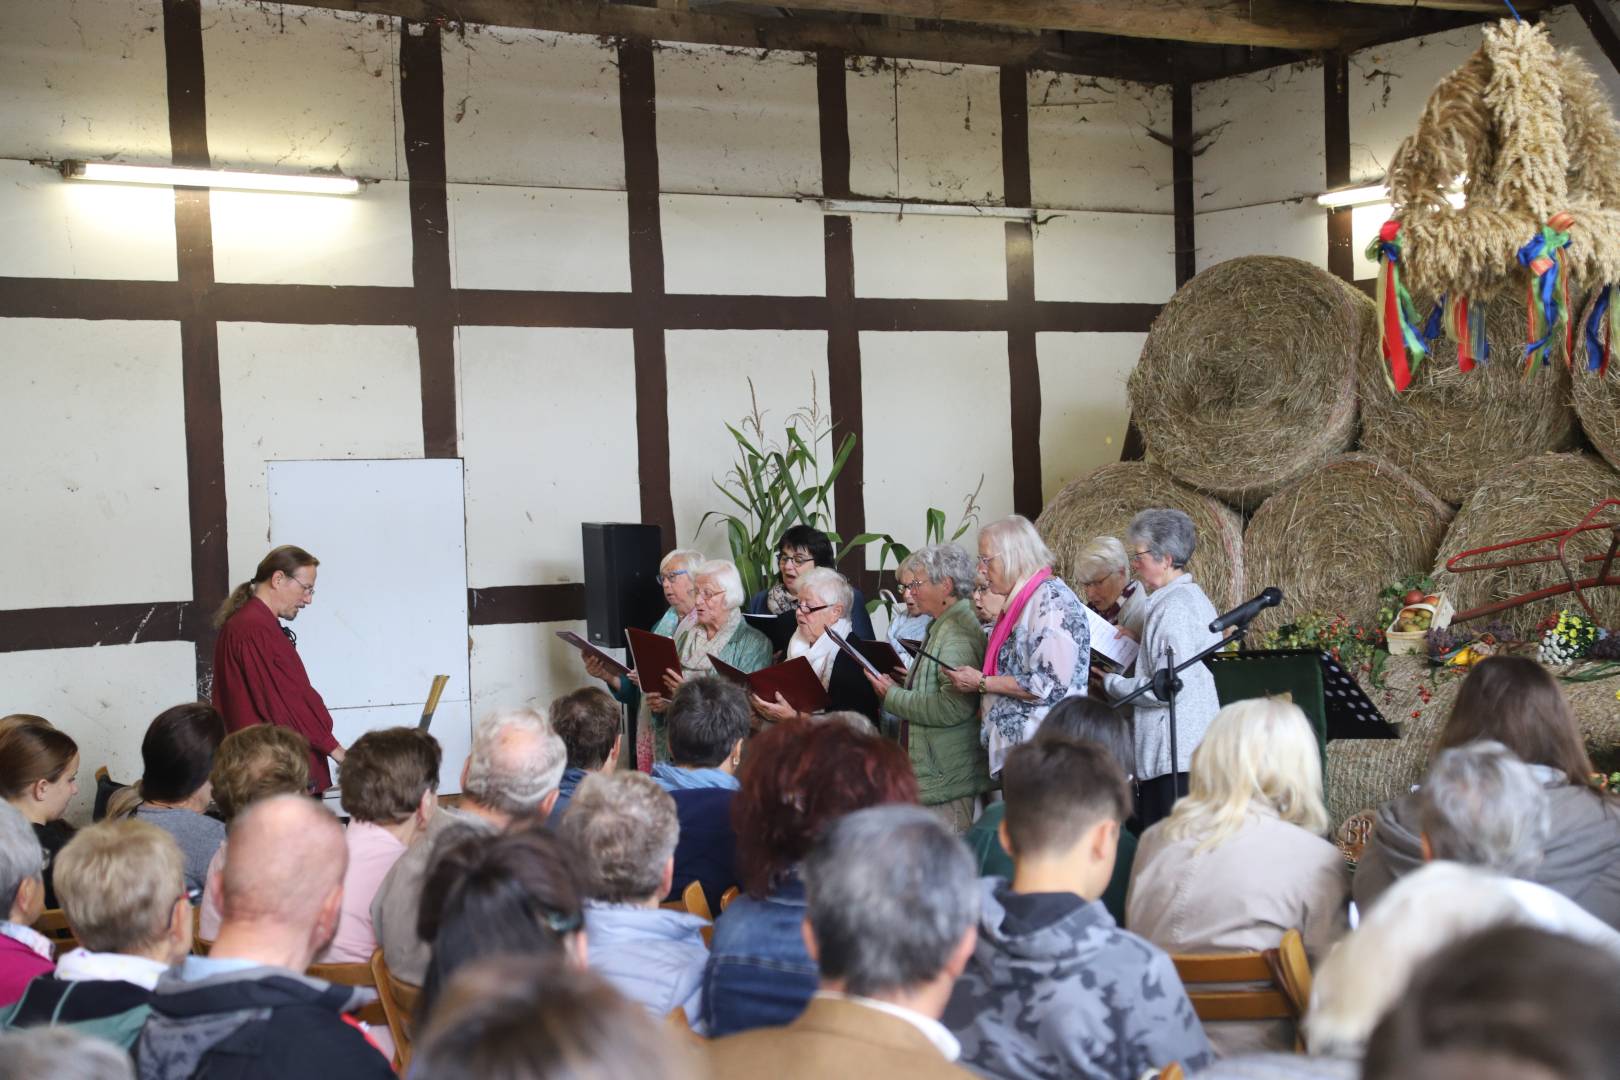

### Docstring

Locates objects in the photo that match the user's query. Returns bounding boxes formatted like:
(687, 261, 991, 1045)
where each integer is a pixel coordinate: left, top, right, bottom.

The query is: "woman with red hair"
(700, 717, 917, 1037)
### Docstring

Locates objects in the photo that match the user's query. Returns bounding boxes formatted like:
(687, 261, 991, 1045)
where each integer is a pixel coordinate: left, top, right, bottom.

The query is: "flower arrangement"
(1539, 609, 1600, 665)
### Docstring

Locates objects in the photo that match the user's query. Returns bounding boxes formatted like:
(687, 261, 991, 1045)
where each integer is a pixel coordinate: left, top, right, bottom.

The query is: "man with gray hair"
(560, 771, 708, 1025)
(372, 707, 566, 982)
(1418, 738, 1551, 873)
(708, 805, 980, 1079)
(0, 802, 51, 1007)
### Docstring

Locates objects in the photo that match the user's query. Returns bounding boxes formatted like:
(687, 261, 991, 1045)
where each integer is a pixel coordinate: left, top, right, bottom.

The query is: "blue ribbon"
(1588, 287, 1613, 373)
(1518, 232, 1565, 361)
(1422, 297, 1444, 344)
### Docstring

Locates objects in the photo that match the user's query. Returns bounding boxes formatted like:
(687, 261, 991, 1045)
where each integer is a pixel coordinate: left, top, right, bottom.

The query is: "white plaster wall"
(458, 327, 642, 588)
(1034, 213, 1178, 303)
(661, 195, 826, 296)
(0, 0, 170, 165)
(202, 0, 402, 180)
(851, 214, 1007, 299)
(469, 619, 591, 721)
(664, 330, 831, 559)
(1028, 74, 1172, 213)
(1348, 27, 1482, 185)
(0, 642, 199, 823)
(0, 319, 192, 609)
(211, 180, 413, 286)
(1038, 332, 1144, 500)
(1195, 201, 1327, 271)
(0, 160, 177, 281)
(442, 26, 623, 190)
(859, 331, 1015, 568)
(655, 43, 821, 198)
(848, 59, 1003, 203)
(448, 184, 631, 292)
(217, 322, 423, 585)
(1194, 61, 1325, 211)
(1545, 3, 1620, 106)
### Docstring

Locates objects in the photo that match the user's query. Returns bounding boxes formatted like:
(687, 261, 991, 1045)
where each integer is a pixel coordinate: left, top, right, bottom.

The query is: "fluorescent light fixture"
(61, 160, 362, 196)
(820, 197, 1036, 222)
(1317, 182, 1465, 210)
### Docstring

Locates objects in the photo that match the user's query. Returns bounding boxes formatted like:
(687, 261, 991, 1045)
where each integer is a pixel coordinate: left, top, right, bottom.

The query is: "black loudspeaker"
(582, 523, 667, 648)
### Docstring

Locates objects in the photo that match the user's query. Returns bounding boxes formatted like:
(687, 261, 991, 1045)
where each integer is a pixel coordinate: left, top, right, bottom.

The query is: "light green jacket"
(882, 598, 991, 804)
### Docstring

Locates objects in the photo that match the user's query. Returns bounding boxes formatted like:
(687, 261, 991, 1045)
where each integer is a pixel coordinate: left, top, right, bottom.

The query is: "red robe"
(211, 596, 339, 791)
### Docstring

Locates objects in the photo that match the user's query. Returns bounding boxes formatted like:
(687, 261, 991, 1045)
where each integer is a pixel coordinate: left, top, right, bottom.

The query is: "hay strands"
(1444, 498, 1620, 622)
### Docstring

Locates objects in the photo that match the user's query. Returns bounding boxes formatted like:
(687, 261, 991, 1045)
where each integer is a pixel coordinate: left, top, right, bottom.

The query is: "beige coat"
(1126, 807, 1350, 1057)
(708, 996, 977, 1080)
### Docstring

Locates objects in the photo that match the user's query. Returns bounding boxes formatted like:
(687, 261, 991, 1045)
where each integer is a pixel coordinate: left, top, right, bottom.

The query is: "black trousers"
(1135, 772, 1189, 832)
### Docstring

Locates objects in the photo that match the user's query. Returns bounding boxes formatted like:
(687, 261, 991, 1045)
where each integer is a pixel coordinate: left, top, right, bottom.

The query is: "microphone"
(1209, 587, 1283, 634)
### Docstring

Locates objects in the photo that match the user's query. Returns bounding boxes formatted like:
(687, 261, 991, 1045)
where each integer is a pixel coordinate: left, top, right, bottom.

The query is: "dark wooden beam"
(1570, 0, 1620, 74)
(1324, 53, 1355, 283)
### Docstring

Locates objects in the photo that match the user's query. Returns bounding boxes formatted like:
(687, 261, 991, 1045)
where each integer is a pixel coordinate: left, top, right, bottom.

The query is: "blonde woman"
(1073, 535, 1146, 639)
(1125, 697, 1349, 1057)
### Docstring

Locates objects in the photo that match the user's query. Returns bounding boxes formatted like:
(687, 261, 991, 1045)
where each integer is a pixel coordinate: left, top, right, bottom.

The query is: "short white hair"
(692, 560, 746, 610)
(1420, 740, 1550, 878)
(659, 548, 705, 575)
(1074, 536, 1129, 581)
(464, 708, 567, 817)
(798, 567, 853, 617)
(980, 515, 1056, 582)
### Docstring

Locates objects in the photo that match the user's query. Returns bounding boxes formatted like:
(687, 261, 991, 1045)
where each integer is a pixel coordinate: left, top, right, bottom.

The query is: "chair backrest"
(720, 886, 739, 912)
(1170, 928, 1313, 1051)
(306, 959, 387, 1028)
(372, 947, 422, 1072)
(681, 880, 713, 922)
(32, 909, 78, 954)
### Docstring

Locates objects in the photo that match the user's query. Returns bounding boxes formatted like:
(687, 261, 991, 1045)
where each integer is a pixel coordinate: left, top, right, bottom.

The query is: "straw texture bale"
(1571, 293, 1620, 472)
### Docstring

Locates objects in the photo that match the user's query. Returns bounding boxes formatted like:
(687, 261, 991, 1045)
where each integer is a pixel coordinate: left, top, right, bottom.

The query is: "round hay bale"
(1571, 293, 1620, 472)
(1244, 453, 1454, 635)
(1128, 256, 1365, 509)
(1433, 451, 1620, 634)
(1035, 461, 1245, 611)
(1359, 294, 1577, 504)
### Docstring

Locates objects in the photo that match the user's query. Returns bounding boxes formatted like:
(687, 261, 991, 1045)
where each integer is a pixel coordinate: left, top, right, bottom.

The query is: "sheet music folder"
(625, 627, 682, 687)
(1206, 648, 1398, 745)
(555, 630, 631, 678)
(711, 655, 829, 715)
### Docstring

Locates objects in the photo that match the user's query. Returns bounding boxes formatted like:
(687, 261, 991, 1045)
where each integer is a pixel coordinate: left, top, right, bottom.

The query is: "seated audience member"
(196, 724, 310, 940)
(411, 956, 696, 1080)
(371, 707, 565, 984)
(559, 772, 706, 1023)
(0, 1026, 134, 1080)
(945, 737, 1211, 1079)
(965, 697, 1139, 925)
(744, 525, 876, 648)
(416, 825, 585, 1024)
(546, 687, 622, 826)
(126, 704, 228, 893)
(1362, 925, 1620, 1080)
(0, 803, 51, 1007)
(863, 544, 990, 833)
(650, 677, 751, 911)
(138, 795, 392, 1080)
(709, 805, 980, 1079)
(1, 821, 192, 1046)
(1307, 741, 1620, 1061)
(751, 568, 881, 729)
(1355, 655, 1620, 927)
(1127, 697, 1347, 1056)
(703, 718, 917, 1037)
(318, 727, 439, 964)
(0, 716, 80, 909)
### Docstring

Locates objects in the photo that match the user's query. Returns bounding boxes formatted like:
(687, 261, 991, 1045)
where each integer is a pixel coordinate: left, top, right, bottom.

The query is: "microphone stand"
(1111, 620, 1251, 800)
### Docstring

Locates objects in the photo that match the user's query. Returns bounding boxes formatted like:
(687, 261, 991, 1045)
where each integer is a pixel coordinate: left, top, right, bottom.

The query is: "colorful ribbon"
(1442, 293, 1489, 371)
(1367, 220, 1429, 392)
(1517, 214, 1574, 373)
(1586, 284, 1617, 377)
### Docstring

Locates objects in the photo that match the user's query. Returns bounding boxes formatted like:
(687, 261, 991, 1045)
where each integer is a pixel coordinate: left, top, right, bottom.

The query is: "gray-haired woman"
(1075, 535, 1146, 640)
(1100, 508, 1222, 829)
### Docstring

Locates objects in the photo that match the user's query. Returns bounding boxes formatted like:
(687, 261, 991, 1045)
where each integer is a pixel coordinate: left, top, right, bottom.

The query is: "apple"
(1403, 589, 1426, 605)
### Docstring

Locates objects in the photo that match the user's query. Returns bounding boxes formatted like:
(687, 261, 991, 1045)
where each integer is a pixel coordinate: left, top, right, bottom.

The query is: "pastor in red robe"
(212, 596, 340, 791)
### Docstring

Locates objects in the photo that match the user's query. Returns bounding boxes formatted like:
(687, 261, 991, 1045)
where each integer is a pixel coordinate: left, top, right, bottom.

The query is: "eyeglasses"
(976, 553, 999, 566)
(1079, 573, 1117, 588)
(898, 579, 928, 594)
(777, 553, 815, 567)
(1128, 550, 1154, 566)
(282, 574, 315, 596)
(695, 588, 728, 603)
(655, 570, 689, 585)
(795, 601, 830, 614)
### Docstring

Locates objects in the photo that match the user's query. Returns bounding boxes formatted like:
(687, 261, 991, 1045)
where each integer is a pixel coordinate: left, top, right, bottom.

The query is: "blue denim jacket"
(701, 872, 817, 1037)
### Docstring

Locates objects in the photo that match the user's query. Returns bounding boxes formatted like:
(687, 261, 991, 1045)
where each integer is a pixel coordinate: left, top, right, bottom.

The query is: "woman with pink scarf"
(944, 515, 1091, 777)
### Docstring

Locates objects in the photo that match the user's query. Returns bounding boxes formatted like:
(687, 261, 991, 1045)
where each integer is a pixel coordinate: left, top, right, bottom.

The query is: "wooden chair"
(32, 908, 77, 954)
(307, 959, 388, 1028)
(681, 880, 713, 922)
(1170, 928, 1313, 1052)
(372, 947, 421, 1072)
(720, 886, 739, 912)
(191, 904, 212, 956)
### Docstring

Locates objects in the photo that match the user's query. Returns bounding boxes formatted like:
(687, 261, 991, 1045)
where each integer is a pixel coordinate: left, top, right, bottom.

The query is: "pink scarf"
(983, 567, 1052, 677)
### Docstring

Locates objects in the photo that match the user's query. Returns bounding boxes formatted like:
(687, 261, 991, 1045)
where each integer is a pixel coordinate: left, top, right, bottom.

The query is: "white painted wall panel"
(847, 59, 900, 199)
(896, 61, 1003, 204)
(664, 331, 831, 559)
(859, 331, 1014, 569)
(217, 322, 423, 586)
(441, 26, 623, 189)
(1028, 74, 1172, 213)
(851, 214, 1007, 300)
(0, 319, 191, 609)
(0, 160, 177, 280)
(655, 44, 821, 198)
(469, 620, 590, 721)
(1193, 61, 1325, 211)
(0, 0, 170, 164)
(449, 184, 630, 293)
(1195, 201, 1328, 271)
(211, 180, 413, 286)
(1348, 28, 1482, 184)
(1033, 213, 1177, 304)
(458, 327, 641, 588)
(0, 642, 198, 824)
(202, 0, 402, 180)
(661, 194, 826, 296)
(1038, 332, 1143, 500)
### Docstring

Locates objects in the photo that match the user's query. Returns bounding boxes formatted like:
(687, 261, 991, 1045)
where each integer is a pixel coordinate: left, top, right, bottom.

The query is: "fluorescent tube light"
(62, 161, 362, 196)
(820, 198, 1036, 222)
(1317, 183, 1466, 210)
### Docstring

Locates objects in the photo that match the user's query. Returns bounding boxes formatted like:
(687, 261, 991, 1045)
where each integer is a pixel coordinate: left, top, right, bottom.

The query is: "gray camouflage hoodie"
(943, 879, 1214, 1080)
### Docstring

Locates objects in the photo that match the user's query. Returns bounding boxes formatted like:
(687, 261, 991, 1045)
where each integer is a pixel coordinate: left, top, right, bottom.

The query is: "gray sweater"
(134, 807, 225, 894)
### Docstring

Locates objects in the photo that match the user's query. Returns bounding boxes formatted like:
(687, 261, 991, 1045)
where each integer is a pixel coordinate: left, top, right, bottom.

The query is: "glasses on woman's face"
(1128, 549, 1154, 567)
(795, 600, 830, 615)
(899, 578, 927, 594)
(696, 588, 727, 604)
(778, 552, 815, 568)
(976, 553, 998, 567)
(656, 569, 689, 585)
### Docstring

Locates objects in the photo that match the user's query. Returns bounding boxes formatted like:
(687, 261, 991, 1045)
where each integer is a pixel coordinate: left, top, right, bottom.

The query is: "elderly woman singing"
(651, 560, 772, 708)
(1100, 508, 1222, 829)
(943, 515, 1090, 777)
(1074, 535, 1147, 640)
(750, 567, 880, 728)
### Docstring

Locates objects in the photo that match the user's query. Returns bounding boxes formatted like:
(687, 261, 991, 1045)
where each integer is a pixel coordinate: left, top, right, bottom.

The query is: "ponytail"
(212, 545, 320, 628)
(213, 581, 256, 629)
